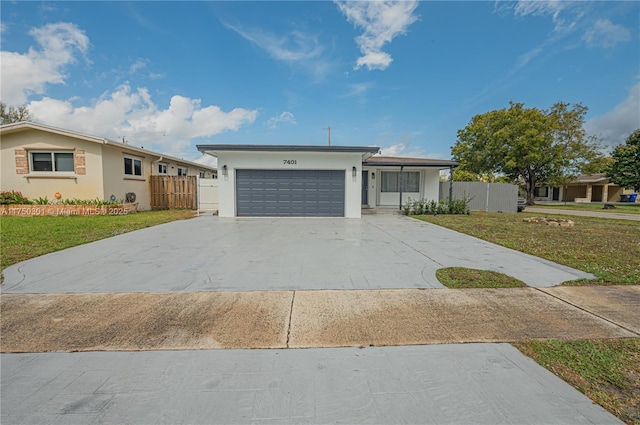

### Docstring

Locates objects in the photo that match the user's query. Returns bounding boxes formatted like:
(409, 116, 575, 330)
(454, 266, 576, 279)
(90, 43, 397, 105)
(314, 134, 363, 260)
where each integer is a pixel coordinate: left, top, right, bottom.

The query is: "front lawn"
(532, 203, 640, 214)
(0, 210, 196, 271)
(416, 212, 640, 285)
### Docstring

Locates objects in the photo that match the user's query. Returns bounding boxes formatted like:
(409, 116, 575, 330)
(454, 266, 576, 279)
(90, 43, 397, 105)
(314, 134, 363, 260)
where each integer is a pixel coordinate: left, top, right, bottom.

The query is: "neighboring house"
(0, 122, 217, 210)
(534, 173, 635, 203)
(196, 144, 458, 218)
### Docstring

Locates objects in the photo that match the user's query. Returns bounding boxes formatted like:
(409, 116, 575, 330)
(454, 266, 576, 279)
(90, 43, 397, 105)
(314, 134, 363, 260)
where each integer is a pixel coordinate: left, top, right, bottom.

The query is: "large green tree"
(0, 102, 32, 124)
(452, 101, 602, 205)
(606, 129, 640, 192)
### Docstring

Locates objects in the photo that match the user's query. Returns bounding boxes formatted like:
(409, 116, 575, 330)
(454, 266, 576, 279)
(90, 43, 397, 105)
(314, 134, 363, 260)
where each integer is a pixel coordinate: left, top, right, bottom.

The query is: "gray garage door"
(236, 169, 345, 217)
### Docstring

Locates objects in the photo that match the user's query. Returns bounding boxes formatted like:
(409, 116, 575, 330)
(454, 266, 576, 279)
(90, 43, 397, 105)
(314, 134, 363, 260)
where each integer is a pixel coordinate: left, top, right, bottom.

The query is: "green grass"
(0, 210, 196, 271)
(416, 212, 640, 285)
(532, 203, 640, 214)
(436, 267, 526, 288)
(515, 339, 640, 425)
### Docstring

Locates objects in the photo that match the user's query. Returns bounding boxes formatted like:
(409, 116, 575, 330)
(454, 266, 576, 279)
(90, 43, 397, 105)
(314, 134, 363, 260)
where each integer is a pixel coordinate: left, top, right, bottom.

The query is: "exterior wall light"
(222, 165, 228, 176)
(352, 166, 357, 178)
(371, 172, 375, 179)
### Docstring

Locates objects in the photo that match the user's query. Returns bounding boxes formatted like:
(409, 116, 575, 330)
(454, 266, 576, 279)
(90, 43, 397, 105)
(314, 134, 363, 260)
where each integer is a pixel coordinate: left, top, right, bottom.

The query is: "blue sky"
(1, 1, 638, 167)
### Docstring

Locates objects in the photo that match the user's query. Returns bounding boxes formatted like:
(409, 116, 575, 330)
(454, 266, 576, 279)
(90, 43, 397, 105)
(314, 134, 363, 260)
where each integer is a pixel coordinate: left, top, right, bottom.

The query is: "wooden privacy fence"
(151, 176, 197, 210)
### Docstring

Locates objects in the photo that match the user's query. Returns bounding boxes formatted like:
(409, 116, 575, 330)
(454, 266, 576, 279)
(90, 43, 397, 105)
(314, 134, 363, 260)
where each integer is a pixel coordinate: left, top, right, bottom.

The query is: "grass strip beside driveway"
(416, 213, 640, 285)
(515, 339, 640, 425)
(0, 210, 196, 271)
(436, 267, 526, 288)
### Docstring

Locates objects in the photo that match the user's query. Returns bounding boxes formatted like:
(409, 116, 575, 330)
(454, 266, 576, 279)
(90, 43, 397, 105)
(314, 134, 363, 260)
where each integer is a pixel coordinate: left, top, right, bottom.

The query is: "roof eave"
(197, 144, 381, 157)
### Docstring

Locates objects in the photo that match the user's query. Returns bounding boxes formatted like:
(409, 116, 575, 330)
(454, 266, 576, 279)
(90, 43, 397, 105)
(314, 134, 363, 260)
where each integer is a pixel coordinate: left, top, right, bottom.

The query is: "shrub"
(401, 199, 413, 215)
(401, 196, 471, 216)
(0, 191, 32, 205)
(34, 196, 49, 205)
(0, 193, 125, 206)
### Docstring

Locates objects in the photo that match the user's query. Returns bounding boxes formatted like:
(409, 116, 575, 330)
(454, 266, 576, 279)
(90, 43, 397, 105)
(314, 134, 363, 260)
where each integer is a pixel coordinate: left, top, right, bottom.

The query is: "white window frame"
(199, 171, 205, 178)
(177, 166, 188, 176)
(29, 151, 75, 173)
(381, 171, 420, 193)
(124, 157, 142, 177)
(158, 163, 168, 175)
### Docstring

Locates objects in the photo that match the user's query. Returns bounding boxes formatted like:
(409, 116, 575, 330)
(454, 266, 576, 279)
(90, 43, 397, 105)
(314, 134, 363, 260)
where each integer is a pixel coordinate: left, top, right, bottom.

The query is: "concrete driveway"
(0, 215, 626, 425)
(1, 344, 620, 425)
(1, 215, 594, 294)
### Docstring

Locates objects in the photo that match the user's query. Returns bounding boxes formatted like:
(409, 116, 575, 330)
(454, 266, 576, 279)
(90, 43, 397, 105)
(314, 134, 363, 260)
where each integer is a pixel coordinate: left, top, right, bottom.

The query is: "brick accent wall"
(14, 149, 29, 174)
(74, 150, 86, 175)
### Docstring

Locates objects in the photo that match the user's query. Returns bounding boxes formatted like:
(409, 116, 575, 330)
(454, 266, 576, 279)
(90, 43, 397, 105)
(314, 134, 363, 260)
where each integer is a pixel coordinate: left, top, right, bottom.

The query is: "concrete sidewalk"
(2, 286, 636, 424)
(0, 344, 622, 424)
(2, 286, 638, 352)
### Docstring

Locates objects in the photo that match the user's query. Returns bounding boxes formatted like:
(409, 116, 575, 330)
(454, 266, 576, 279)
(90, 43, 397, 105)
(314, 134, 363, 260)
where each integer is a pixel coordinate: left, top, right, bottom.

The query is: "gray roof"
(364, 156, 459, 168)
(197, 144, 380, 156)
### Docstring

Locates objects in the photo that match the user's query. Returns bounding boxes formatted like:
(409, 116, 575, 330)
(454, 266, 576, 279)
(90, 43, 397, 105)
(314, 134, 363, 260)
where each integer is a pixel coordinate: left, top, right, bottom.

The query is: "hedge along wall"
(0, 203, 137, 217)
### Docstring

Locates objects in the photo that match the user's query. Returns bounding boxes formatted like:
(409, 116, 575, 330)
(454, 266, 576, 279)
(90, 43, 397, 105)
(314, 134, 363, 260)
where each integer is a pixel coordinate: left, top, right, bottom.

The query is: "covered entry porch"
(361, 157, 458, 210)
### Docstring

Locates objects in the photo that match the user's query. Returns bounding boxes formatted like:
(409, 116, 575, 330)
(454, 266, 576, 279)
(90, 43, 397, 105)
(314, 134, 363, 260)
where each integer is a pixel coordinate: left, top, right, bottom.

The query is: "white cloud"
(582, 19, 630, 49)
(129, 58, 148, 74)
(0, 22, 90, 104)
(223, 22, 322, 62)
(266, 111, 297, 129)
(496, 0, 579, 33)
(342, 82, 374, 100)
(28, 84, 258, 157)
(585, 83, 640, 147)
(222, 21, 332, 81)
(335, 0, 419, 71)
(377, 134, 437, 158)
(193, 154, 218, 168)
(4, 22, 257, 161)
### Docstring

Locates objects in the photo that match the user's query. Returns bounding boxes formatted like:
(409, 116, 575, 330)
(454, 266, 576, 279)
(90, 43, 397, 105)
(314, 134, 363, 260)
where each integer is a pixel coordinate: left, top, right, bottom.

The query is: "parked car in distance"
(517, 197, 526, 212)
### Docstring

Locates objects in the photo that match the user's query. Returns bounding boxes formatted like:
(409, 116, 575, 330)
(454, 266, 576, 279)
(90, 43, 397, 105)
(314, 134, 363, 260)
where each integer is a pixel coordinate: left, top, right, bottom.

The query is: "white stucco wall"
(215, 151, 363, 218)
(362, 167, 441, 208)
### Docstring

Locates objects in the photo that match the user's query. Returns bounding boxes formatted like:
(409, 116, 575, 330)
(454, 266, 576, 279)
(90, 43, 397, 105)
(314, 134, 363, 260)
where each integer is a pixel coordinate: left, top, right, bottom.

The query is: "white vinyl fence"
(440, 182, 518, 213)
(198, 177, 219, 212)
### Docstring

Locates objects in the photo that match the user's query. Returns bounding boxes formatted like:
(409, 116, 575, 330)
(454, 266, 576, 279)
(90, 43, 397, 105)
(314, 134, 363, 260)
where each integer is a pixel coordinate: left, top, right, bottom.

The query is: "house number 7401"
(283, 159, 297, 165)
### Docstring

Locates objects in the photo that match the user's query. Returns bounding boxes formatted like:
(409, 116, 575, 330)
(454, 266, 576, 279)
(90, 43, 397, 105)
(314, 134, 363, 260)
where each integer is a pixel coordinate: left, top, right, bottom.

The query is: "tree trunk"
(526, 173, 536, 205)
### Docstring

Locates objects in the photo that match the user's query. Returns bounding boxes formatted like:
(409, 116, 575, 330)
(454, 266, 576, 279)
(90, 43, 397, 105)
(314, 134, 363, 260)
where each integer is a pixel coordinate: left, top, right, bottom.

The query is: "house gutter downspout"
(399, 164, 404, 210)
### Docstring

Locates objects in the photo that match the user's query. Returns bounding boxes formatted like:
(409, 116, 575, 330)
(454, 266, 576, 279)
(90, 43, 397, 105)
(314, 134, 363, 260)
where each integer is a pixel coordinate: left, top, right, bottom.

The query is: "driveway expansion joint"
(286, 290, 295, 348)
(535, 287, 640, 336)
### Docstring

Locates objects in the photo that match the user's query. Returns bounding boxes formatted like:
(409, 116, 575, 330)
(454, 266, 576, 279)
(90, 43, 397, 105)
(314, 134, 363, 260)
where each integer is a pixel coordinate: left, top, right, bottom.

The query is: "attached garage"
(196, 144, 379, 218)
(236, 169, 345, 217)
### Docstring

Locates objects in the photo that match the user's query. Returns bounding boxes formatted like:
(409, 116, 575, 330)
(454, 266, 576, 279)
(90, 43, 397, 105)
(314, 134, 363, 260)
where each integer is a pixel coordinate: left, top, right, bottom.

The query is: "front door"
(552, 187, 560, 201)
(361, 171, 368, 205)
